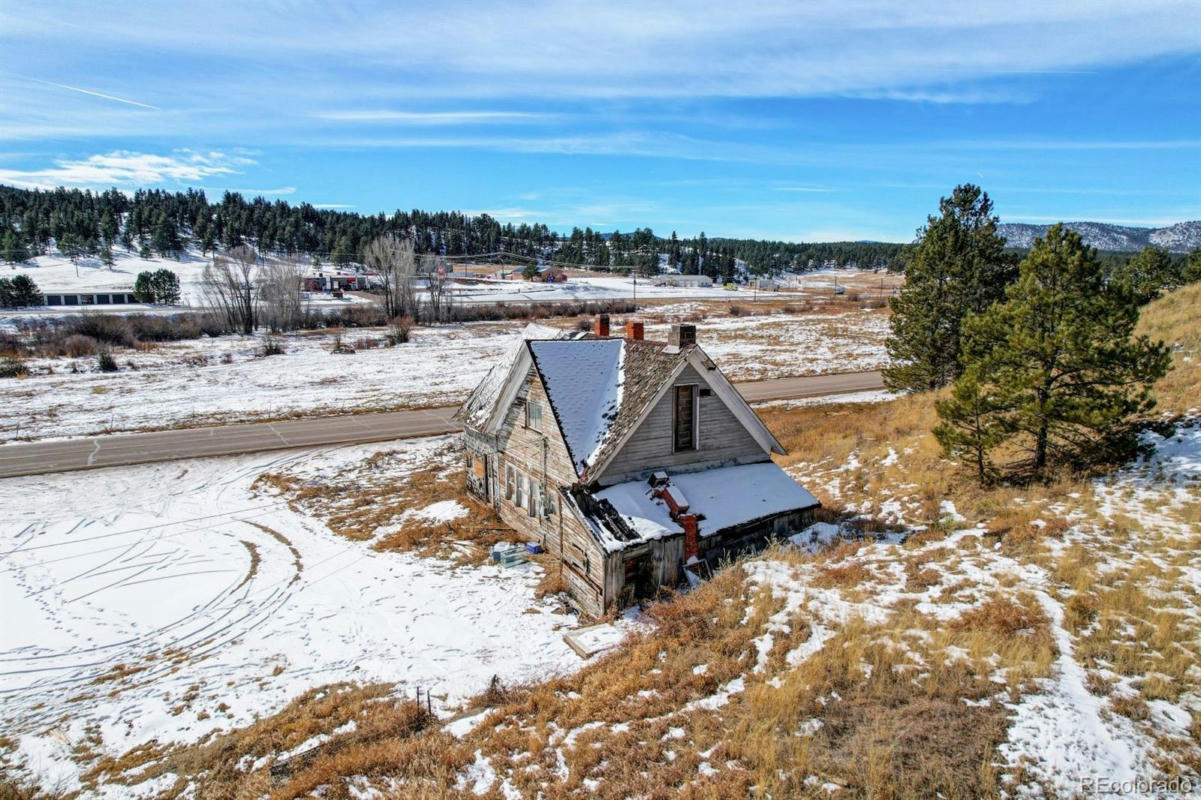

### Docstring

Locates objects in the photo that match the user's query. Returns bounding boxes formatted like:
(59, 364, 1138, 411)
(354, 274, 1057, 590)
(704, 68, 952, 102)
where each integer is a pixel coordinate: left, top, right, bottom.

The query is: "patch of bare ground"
(252, 442, 512, 565)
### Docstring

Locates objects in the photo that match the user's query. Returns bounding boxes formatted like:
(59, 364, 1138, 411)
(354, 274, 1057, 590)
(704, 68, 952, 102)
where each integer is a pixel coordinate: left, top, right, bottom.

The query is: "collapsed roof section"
(569, 461, 821, 553)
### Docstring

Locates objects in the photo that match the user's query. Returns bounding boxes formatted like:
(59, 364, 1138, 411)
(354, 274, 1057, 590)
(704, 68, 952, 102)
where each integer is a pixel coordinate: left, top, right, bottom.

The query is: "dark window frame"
(672, 383, 698, 452)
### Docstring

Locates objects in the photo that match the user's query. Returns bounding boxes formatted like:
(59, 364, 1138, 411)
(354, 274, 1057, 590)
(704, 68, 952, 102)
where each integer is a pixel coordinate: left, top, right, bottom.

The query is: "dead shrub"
(62, 334, 100, 357)
(386, 316, 413, 345)
(0, 356, 28, 378)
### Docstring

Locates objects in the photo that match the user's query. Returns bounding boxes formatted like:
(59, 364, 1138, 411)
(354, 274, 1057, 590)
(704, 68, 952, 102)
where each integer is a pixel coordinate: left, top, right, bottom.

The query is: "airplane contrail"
(31, 78, 160, 110)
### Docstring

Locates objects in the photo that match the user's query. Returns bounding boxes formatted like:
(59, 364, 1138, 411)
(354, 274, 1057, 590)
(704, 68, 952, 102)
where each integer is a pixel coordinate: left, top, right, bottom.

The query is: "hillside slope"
(998, 220, 1201, 253)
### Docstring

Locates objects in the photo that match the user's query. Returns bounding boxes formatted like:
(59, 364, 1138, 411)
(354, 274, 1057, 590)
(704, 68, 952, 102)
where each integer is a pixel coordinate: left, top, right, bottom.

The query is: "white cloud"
(0, 150, 254, 190)
(6, 1, 1201, 105)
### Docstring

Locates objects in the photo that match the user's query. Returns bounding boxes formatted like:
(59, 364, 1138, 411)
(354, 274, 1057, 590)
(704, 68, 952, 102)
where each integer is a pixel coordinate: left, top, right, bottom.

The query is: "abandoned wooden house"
(455, 315, 820, 618)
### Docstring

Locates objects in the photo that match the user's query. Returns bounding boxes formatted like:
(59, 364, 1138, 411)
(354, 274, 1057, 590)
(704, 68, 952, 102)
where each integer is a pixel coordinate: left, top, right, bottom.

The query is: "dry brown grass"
(254, 443, 511, 564)
(1137, 278, 1201, 414)
(83, 683, 437, 798)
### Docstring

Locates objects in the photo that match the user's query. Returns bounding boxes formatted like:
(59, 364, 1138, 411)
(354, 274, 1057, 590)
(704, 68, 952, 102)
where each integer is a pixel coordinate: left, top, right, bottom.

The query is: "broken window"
(526, 400, 542, 430)
(505, 465, 515, 500)
(673, 384, 696, 452)
(515, 472, 525, 508)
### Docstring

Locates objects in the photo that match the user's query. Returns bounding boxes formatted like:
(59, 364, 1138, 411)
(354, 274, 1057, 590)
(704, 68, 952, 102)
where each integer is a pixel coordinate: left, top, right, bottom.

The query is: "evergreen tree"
(884, 184, 1015, 392)
(9, 274, 41, 306)
(939, 224, 1171, 482)
(331, 235, 354, 266)
(150, 268, 181, 303)
(59, 232, 84, 264)
(2, 229, 29, 263)
(1183, 248, 1201, 284)
(933, 364, 1007, 485)
(99, 211, 118, 249)
(151, 214, 183, 258)
(1114, 245, 1179, 304)
(195, 218, 216, 255)
(133, 271, 154, 302)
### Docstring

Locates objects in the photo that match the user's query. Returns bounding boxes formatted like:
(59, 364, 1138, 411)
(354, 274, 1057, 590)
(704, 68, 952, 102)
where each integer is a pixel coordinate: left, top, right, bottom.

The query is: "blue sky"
(1, 0, 1199, 241)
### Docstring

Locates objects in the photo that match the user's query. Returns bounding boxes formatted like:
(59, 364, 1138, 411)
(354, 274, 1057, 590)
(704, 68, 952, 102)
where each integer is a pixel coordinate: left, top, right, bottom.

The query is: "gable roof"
(528, 339, 625, 474)
(583, 343, 786, 483)
(459, 330, 786, 480)
(454, 323, 564, 429)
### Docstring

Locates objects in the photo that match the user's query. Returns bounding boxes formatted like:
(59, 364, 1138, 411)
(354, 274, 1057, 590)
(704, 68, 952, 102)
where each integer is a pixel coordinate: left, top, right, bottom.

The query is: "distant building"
(456, 316, 819, 618)
(654, 274, 714, 288)
(43, 291, 141, 307)
(535, 266, 568, 283)
(303, 272, 361, 292)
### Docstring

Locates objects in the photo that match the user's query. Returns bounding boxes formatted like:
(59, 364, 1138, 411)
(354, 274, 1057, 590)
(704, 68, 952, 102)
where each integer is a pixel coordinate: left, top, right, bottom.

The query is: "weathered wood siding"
(598, 364, 767, 485)
(489, 365, 610, 619)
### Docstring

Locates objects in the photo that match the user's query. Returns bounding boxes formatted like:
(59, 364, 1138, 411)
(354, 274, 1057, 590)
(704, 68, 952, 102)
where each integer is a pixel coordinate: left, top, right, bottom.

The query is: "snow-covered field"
(0, 436, 607, 795)
(4, 246, 888, 312)
(0, 309, 890, 443)
(1, 324, 513, 443)
(7, 250, 212, 306)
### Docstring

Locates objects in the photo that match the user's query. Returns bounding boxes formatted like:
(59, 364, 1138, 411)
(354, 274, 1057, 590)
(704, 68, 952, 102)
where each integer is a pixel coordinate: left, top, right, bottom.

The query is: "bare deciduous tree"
(423, 254, 454, 323)
(203, 244, 258, 334)
(259, 257, 306, 332)
(362, 234, 416, 319)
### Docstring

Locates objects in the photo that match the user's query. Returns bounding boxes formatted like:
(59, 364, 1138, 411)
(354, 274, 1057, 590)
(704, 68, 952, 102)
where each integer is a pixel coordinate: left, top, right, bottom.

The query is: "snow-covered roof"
(455, 323, 563, 428)
(460, 329, 785, 479)
(582, 462, 820, 553)
(528, 339, 625, 473)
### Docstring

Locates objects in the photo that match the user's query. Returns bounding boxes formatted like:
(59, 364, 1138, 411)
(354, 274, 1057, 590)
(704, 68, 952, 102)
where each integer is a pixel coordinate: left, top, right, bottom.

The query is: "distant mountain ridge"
(997, 220, 1201, 253)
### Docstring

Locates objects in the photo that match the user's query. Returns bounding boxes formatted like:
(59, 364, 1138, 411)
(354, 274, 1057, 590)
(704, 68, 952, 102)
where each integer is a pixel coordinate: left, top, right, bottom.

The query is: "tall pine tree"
(884, 184, 1015, 392)
(939, 224, 1171, 482)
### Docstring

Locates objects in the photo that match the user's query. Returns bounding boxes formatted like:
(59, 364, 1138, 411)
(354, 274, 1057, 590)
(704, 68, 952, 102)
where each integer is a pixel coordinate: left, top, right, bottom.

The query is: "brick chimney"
(594, 313, 610, 337)
(681, 514, 699, 562)
(624, 320, 644, 340)
(668, 324, 696, 349)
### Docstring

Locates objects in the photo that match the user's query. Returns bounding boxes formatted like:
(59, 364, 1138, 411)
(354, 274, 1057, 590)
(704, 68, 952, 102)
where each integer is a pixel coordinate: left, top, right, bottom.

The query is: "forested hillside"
(0, 185, 909, 279)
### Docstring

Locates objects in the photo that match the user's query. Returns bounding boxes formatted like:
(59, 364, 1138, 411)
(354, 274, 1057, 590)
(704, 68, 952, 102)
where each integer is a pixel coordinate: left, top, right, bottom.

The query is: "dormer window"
(526, 400, 543, 430)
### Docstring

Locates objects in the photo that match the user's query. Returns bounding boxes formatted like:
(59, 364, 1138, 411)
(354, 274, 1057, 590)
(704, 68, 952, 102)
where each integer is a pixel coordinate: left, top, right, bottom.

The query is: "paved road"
(0, 370, 883, 479)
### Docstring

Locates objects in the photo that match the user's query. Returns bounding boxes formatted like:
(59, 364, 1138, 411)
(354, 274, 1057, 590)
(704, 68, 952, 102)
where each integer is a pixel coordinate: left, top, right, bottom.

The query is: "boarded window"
(673, 384, 696, 451)
(529, 483, 541, 517)
(526, 400, 542, 430)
